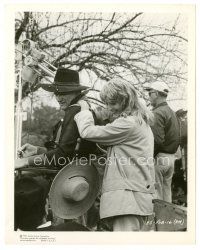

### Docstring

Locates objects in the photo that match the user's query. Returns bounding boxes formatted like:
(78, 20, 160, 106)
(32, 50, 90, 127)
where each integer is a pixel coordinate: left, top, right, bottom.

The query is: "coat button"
(146, 185, 150, 189)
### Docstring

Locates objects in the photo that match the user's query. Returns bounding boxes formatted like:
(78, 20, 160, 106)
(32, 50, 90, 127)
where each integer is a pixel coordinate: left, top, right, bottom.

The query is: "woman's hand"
(77, 100, 90, 111)
(15, 158, 29, 169)
(17, 143, 38, 158)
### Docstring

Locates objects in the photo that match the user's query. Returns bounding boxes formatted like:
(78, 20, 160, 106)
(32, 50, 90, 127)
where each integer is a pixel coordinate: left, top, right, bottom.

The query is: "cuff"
(28, 154, 45, 167)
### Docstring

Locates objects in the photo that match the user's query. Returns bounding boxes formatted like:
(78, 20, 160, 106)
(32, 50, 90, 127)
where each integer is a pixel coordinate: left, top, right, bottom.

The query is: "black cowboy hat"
(15, 176, 50, 207)
(14, 176, 50, 230)
(40, 68, 89, 94)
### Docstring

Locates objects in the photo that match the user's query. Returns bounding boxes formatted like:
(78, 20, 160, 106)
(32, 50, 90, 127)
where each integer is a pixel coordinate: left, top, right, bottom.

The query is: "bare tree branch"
(15, 12, 30, 43)
(15, 12, 188, 98)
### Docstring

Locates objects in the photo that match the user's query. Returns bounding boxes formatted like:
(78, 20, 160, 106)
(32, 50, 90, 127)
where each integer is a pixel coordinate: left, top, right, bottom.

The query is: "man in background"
(145, 81, 179, 202)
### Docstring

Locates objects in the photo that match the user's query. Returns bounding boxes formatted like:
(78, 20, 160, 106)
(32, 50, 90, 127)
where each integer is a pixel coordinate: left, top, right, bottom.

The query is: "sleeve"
(37, 146, 47, 154)
(151, 110, 166, 156)
(74, 110, 133, 146)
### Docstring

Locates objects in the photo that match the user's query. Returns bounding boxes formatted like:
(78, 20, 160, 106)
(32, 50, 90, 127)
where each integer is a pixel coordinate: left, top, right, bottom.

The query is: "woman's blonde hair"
(100, 78, 154, 125)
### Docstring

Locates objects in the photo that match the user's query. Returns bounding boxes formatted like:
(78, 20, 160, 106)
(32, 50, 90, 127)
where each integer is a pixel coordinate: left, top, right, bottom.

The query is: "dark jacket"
(28, 104, 97, 168)
(151, 102, 179, 156)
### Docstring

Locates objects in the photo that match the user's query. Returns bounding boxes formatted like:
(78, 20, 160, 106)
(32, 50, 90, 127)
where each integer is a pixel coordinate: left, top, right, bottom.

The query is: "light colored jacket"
(74, 110, 155, 194)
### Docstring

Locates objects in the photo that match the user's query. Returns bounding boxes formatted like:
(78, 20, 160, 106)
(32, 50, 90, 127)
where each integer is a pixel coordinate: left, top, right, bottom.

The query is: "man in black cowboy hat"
(15, 68, 101, 230)
(15, 68, 97, 169)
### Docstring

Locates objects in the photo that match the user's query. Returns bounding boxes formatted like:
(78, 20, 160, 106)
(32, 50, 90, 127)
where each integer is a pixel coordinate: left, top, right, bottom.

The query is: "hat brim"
(49, 161, 100, 219)
(144, 86, 169, 94)
(143, 87, 152, 91)
(39, 84, 89, 93)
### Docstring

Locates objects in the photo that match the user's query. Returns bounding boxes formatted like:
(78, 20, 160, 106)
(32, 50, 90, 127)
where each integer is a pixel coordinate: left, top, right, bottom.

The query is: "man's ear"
(155, 91, 159, 97)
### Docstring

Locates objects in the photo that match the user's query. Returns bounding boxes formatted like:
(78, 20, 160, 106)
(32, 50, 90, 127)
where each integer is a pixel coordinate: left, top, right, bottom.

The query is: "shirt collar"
(37, 221, 52, 229)
(16, 221, 52, 231)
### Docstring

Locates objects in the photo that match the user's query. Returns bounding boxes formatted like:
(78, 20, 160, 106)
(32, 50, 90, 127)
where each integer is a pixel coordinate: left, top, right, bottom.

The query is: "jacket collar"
(153, 101, 168, 110)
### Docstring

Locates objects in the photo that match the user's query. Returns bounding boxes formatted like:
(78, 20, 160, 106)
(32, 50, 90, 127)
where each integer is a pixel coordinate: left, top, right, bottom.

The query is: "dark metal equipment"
(153, 199, 187, 231)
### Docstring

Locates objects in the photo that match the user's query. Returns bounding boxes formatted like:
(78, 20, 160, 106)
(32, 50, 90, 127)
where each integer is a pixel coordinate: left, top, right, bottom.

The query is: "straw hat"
(49, 160, 100, 219)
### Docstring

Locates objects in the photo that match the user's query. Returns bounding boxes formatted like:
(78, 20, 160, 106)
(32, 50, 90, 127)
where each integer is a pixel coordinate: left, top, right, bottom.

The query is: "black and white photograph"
(4, 2, 196, 244)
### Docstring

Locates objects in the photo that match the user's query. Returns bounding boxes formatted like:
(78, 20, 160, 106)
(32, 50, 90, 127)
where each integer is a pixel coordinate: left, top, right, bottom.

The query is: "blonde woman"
(74, 78, 155, 231)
